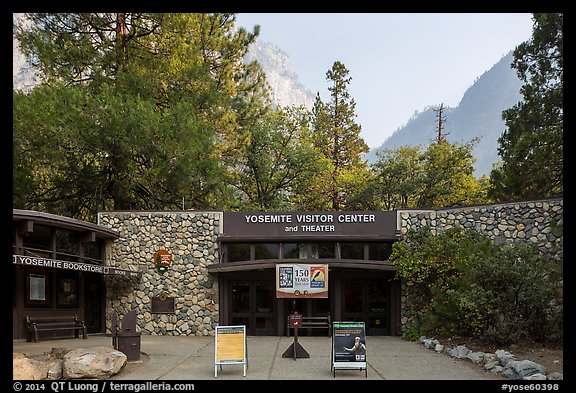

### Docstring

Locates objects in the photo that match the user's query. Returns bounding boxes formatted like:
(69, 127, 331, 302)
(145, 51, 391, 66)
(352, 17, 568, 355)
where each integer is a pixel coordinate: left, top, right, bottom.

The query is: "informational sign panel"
(223, 211, 397, 240)
(13, 255, 142, 278)
(289, 313, 302, 328)
(331, 321, 367, 377)
(214, 325, 247, 377)
(151, 291, 175, 314)
(153, 250, 173, 274)
(276, 264, 328, 298)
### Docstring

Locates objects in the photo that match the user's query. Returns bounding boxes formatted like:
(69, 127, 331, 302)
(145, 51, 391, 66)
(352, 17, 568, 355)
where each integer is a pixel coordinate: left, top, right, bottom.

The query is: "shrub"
(394, 227, 563, 346)
(402, 322, 421, 342)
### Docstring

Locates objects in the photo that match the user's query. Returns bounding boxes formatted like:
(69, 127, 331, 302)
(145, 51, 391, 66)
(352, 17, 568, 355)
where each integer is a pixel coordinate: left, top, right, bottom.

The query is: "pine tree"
(13, 13, 269, 220)
(490, 13, 563, 200)
(312, 61, 369, 210)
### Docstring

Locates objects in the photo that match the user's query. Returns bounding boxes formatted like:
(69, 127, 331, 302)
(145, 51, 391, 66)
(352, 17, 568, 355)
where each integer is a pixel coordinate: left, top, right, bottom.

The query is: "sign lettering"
(13, 255, 141, 278)
(332, 321, 368, 376)
(224, 211, 397, 239)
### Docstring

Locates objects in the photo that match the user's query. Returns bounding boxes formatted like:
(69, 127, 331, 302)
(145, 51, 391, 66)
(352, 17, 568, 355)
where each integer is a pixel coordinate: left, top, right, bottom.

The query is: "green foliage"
(13, 13, 269, 220)
(456, 241, 563, 345)
(391, 227, 484, 297)
(228, 106, 323, 210)
(337, 165, 379, 210)
(371, 145, 423, 210)
(311, 61, 369, 210)
(490, 13, 563, 200)
(417, 139, 489, 208)
(402, 323, 421, 342)
(395, 226, 563, 346)
(369, 141, 491, 210)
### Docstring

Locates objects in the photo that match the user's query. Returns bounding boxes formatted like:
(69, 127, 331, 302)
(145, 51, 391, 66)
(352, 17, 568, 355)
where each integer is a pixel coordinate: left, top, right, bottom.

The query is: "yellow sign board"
(214, 325, 247, 377)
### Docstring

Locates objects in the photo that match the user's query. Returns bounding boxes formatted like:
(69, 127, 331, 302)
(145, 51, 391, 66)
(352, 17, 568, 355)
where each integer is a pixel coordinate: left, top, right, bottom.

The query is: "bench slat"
(26, 315, 87, 343)
(33, 325, 76, 330)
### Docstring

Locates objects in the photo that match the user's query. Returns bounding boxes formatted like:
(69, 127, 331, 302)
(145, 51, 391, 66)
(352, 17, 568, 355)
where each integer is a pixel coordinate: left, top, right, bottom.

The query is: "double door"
(226, 275, 393, 336)
(230, 280, 275, 336)
(341, 280, 389, 335)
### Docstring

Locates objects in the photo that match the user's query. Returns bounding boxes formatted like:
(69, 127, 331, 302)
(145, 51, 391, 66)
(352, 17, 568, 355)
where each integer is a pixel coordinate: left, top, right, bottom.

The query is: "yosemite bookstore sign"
(13, 255, 142, 278)
(223, 211, 397, 239)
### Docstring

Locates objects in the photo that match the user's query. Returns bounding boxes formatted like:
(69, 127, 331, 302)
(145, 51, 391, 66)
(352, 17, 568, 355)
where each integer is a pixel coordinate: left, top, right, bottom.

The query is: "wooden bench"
(286, 315, 331, 337)
(26, 315, 87, 343)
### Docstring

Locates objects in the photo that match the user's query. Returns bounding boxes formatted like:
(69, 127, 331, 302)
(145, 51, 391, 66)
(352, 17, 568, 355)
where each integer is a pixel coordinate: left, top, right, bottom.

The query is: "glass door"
(230, 282, 251, 329)
(367, 281, 388, 335)
(83, 272, 103, 334)
(230, 280, 276, 336)
(254, 282, 275, 335)
(341, 280, 389, 335)
(342, 281, 363, 322)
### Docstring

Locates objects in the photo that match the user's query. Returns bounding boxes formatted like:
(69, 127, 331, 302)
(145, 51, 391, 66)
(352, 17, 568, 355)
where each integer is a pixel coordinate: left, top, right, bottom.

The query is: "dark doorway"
(83, 273, 103, 334)
(230, 280, 276, 335)
(342, 279, 389, 335)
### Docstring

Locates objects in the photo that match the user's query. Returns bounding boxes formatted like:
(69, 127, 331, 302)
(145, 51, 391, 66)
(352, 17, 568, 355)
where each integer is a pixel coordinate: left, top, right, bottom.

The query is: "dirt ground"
(441, 336, 564, 376)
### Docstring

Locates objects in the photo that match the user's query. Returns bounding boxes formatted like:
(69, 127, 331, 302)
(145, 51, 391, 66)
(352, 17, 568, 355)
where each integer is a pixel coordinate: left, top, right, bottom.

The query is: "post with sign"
(214, 325, 247, 377)
(331, 321, 367, 377)
(281, 311, 310, 360)
(276, 264, 326, 360)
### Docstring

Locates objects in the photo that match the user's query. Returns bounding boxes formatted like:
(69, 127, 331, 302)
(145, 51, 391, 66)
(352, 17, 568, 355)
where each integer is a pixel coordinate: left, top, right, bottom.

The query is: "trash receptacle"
(117, 333, 141, 361)
(113, 310, 141, 361)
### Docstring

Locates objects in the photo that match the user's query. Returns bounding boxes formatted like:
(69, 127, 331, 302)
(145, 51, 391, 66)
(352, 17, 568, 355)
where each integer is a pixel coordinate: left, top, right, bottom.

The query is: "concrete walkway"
(13, 334, 504, 380)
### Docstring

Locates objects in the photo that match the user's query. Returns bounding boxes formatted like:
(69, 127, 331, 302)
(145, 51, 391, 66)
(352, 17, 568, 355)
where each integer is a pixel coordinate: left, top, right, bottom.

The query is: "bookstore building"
(13, 199, 562, 339)
(12, 209, 402, 339)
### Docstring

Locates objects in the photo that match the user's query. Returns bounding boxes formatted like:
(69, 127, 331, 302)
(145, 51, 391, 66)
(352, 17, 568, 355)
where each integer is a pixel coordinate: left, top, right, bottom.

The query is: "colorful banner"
(276, 264, 328, 298)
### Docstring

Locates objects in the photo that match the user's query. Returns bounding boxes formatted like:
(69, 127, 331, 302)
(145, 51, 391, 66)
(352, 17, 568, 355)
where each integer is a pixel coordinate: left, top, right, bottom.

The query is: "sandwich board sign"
(214, 325, 247, 377)
(331, 321, 367, 377)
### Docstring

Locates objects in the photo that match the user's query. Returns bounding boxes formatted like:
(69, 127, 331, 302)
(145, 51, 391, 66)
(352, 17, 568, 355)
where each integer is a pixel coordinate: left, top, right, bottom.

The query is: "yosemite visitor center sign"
(223, 211, 397, 239)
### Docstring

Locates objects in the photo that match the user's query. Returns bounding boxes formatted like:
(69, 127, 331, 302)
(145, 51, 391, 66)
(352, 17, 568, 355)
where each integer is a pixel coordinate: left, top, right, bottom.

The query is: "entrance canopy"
(207, 260, 398, 273)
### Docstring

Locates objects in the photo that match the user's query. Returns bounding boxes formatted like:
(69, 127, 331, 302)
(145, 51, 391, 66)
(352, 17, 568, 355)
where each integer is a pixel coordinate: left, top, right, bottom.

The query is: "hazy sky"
(235, 13, 534, 149)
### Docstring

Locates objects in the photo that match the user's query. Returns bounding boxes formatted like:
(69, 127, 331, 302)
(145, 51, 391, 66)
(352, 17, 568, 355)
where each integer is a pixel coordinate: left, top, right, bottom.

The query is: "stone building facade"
(97, 198, 562, 337)
(98, 211, 223, 336)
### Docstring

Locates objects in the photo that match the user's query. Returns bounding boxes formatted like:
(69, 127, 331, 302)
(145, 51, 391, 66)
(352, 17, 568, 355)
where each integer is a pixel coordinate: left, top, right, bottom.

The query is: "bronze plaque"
(151, 292, 175, 313)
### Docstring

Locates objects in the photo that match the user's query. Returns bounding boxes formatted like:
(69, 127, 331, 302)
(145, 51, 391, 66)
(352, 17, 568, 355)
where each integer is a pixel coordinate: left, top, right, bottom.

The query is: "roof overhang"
(13, 209, 119, 239)
(207, 260, 398, 273)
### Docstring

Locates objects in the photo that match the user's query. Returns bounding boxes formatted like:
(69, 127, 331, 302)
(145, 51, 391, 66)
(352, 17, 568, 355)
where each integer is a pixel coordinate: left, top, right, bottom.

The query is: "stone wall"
(98, 211, 222, 336)
(396, 198, 563, 332)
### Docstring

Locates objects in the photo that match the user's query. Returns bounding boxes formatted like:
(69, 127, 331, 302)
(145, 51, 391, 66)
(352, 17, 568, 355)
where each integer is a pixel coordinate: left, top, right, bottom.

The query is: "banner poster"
(214, 325, 247, 377)
(276, 264, 328, 298)
(332, 322, 367, 363)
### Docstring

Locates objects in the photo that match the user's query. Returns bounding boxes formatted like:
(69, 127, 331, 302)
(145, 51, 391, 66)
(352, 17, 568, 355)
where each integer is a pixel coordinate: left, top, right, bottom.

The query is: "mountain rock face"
(13, 14, 38, 92)
(367, 51, 523, 178)
(245, 40, 316, 110)
(13, 16, 316, 110)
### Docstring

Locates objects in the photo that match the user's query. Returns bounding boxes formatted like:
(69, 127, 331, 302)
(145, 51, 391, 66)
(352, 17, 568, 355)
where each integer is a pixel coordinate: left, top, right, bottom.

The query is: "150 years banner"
(276, 264, 328, 298)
